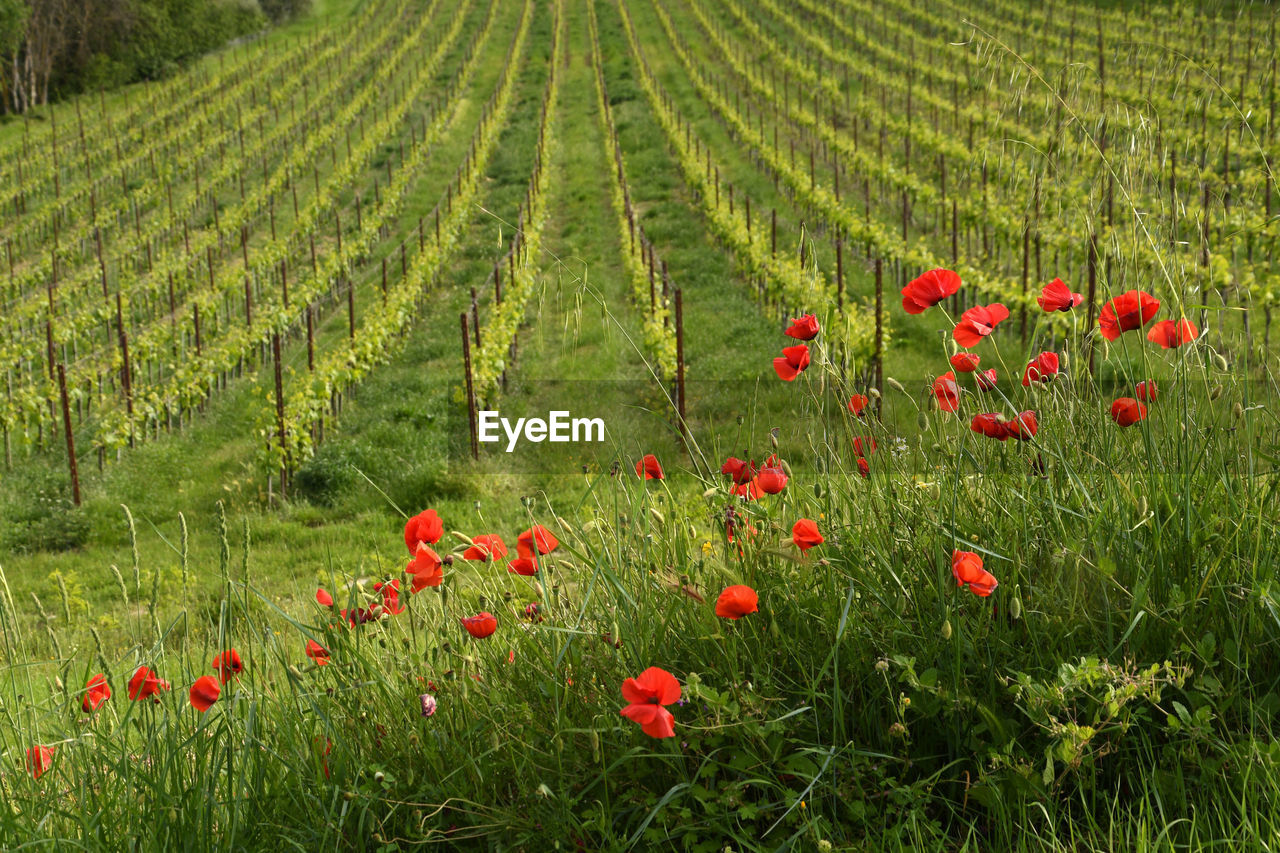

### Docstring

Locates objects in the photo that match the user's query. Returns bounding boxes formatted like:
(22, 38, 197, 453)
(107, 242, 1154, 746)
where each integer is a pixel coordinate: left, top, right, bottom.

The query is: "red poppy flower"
(764, 454, 780, 467)
(26, 745, 54, 780)
(932, 372, 960, 413)
(316, 588, 334, 607)
(405, 543, 444, 592)
(1037, 278, 1084, 312)
(951, 550, 998, 597)
(975, 369, 998, 391)
(792, 518, 824, 553)
(619, 666, 681, 738)
(1136, 380, 1158, 402)
(847, 394, 869, 416)
(756, 467, 788, 494)
(635, 454, 665, 480)
(852, 436, 876, 458)
(856, 458, 870, 478)
(731, 478, 765, 500)
(462, 534, 508, 562)
(314, 736, 332, 779)
(773, 344, 811, 381)
(1110, 397, 1147, 427)
(726, 514, 758, 543)
(950, 352, 981, 373)
(128, 666, 164, 701)
(461, 612, 498, 639)
(517, 525, 559, 559)
(1146, 318, 1198, 349)
(374, 579, 405, 615)
(305, 639, 330, 666)
(212, 650, 243, 683)
(721, 456, 757, 484)
(1022, 352, 1061, 386)
(507, 556, 539, 576)
(1003, 410, 1038, 441)
(82, 674, 111, 713)
(340, 607, 377, 627)
(902, 268, 961, 314)
(784, 314, 820, 340)
(189, 675, 221, 712)
(1099, 290, 1160, 341)
(714, 585, 758, 619)
(970, 413, 1007, 441)
(404, 509, 444, 554)
(953, 303, 1010, 347)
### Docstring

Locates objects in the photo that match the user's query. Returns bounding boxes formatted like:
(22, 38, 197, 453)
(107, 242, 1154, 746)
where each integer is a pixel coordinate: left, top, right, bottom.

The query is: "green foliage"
(0, 465, 88, 553)
(258, 0, 312, 23)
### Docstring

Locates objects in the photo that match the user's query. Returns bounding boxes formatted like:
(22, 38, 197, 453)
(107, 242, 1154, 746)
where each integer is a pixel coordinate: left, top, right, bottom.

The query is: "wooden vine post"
(272, 333, 287, 499)
(874, 259, 884, 415)
(58, 363, 80, 506)
(675, 288, 687, 441)
(461, 313, 479, 460)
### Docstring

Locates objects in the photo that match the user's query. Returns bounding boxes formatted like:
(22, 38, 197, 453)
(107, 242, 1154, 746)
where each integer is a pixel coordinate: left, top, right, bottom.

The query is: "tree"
(258, 0, 310, 24)
(0, 0, 29, 113)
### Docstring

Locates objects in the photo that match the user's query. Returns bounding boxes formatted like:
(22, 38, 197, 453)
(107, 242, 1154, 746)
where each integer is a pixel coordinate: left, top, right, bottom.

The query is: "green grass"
(2, 0, 1280, 849)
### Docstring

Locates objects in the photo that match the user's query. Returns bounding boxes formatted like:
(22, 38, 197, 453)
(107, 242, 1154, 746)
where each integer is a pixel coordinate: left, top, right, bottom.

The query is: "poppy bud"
(1010, 589, 1023, 621)
(940, 618, 952, 640)
(1214, 353, 1229, 372)
(868, 388, 881, 399)
(813, 483, 822, 499)
(1210, 385, 1223, 400)
(649, 508, 664, 523)
(343, 792, 355, 801)
(1138, 496, 1148, 518)
(590, 729, 600, 762)
(916, 412, 929, 431)
(887, 377, 905, 393)
(1232, 402, 1244, 419)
